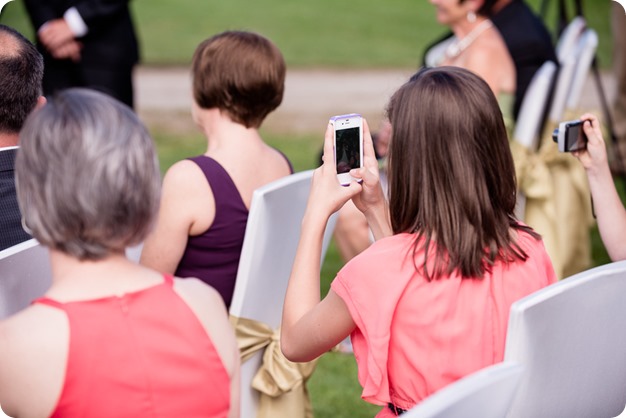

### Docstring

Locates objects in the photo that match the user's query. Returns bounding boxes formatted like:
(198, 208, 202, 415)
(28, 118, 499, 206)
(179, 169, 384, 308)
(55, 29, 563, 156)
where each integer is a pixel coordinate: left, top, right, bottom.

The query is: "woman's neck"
(195, 107, 265, 156)
(451, 16, 489, 39)
(47, 249, 153, 300)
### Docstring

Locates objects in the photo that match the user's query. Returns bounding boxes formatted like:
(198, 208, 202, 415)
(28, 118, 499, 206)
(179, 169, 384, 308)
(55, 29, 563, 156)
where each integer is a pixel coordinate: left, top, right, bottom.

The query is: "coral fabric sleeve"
(331, 231, 555, 414)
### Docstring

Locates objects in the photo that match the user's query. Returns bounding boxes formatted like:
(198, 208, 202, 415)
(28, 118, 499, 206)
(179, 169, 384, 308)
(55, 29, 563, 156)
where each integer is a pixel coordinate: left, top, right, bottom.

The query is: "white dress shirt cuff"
(63, 7, 88, 37)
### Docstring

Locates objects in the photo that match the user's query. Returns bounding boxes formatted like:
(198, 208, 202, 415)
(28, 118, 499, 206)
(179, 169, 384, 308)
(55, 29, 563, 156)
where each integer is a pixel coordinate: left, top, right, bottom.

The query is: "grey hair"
(15, 89, 161, 260)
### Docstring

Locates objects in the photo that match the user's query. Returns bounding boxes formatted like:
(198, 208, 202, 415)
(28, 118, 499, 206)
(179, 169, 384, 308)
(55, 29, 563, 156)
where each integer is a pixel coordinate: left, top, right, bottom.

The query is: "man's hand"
(50, 39, 82, 62)
(39, 19, 75, 51)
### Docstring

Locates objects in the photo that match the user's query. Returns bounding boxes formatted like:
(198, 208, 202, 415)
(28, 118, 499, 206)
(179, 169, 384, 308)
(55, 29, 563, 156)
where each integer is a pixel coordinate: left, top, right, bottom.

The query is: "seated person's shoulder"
(164, 159, 206, 185)
(173, 277, 226, 310)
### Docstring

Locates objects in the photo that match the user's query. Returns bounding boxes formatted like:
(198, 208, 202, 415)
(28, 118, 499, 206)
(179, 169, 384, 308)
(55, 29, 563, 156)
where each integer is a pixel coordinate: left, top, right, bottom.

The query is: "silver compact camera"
(552, 120, 588, 153)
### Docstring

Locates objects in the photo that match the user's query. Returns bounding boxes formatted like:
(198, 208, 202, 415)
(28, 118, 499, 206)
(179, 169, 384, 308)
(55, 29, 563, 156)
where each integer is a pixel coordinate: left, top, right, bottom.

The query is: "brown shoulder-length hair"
(386, 66, 539, 280)
(192, 30, 285, 129)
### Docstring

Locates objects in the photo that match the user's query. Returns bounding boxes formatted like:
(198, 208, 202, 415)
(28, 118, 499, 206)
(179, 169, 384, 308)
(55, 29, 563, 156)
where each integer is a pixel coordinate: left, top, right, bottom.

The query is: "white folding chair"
(548, 52, 578, 124)
(504, 260, 626, 418)
(555, 16, 586, 64)
(403, 362, 524, 418)
(513, 60, 558, 220)
(229, 170, 337, 418)
(565, 28, 598, 111)
(514, 61, 558, 151)
(0, 239, 51, 319)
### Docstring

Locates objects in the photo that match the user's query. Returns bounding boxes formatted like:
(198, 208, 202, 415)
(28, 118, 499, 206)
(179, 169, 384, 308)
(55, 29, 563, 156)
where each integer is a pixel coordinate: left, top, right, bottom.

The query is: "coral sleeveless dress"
(34, 274, 230, 418)
(331, 231, 556, 417)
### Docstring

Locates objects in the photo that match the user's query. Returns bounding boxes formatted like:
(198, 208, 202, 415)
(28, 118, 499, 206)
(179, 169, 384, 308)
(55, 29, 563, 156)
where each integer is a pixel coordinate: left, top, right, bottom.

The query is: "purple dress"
(175, 155, 292, 308)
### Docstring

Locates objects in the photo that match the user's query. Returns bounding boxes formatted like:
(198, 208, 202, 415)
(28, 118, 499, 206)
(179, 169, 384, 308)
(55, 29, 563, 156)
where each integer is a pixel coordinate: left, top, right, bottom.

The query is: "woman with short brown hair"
(140, 31, 292, 309)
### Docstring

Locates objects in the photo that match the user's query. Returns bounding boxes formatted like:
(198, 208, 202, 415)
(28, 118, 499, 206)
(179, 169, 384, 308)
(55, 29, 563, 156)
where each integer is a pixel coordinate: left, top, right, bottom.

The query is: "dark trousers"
(42, 57, 135, 109)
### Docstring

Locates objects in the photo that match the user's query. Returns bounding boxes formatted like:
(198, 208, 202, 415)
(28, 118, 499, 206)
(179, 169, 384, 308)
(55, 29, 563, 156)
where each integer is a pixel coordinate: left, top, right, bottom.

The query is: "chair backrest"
(229, 169, 337, 418)
(504, 260, 626, 418)
(513, 60, 558, 220)
(403, 362, 524, 418)
(565, 28, 598, 111)
(548, 53, 577, 123)
(513, 60, 558, 150)
(555, 16, 586, 64)
(0, 239, 51, 319)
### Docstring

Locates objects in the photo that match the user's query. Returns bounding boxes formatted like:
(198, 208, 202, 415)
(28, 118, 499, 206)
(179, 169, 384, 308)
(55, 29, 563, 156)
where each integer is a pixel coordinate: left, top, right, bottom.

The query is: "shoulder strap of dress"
(163, 273, 175, 287)
(32, 297, 64, 310)
(274, 148, 294, 174)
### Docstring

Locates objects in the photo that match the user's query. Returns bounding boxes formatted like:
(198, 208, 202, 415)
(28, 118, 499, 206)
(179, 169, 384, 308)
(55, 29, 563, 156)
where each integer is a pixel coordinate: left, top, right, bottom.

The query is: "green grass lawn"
(0, 0, 614, 68)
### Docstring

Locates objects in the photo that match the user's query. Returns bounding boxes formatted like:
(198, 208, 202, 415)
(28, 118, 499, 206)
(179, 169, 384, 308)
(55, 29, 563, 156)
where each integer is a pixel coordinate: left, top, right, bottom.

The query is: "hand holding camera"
(568, 114, 609, 177)
(552, 119, 589, 152)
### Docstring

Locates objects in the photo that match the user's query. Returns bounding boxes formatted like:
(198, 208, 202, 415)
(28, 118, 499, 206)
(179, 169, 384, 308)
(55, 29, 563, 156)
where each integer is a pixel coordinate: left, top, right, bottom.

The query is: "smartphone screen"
(564, 121, 588, 152)
(335, 127, 361, 174)
(330, 113, 363, 185)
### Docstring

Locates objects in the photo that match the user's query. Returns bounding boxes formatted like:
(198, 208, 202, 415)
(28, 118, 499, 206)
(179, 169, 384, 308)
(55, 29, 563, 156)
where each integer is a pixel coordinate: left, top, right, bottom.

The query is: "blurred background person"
(140, 31, 292, 309)
(23, 0, 139, 108)
(0, 89, 239, 417)
(0, 24, 45, 251)
(427, 0, 516, 108)
(281, 67, 555, 416)
(424, 0, 556, 121)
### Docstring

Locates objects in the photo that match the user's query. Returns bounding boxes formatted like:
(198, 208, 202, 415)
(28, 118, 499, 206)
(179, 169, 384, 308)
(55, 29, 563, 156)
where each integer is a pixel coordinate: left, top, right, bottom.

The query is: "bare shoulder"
(163, 159, 208, 190)
(469, 32, 508, 64)
(173, 277, 225, 309)
(0, 305, 68, 358)
(0, 305, 68, 413)
(264, 144, 293, 176)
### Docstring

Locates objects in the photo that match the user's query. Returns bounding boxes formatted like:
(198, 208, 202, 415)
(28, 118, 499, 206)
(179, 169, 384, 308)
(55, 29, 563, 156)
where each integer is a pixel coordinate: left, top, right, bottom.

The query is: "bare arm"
(141, 160, 214, 273)
(281, 124, 363, 362)
(574, 114, 626, 261)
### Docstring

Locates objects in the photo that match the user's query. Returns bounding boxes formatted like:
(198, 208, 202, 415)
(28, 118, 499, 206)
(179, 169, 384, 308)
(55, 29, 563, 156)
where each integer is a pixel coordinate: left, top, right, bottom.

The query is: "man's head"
(0, 25, 44, 136)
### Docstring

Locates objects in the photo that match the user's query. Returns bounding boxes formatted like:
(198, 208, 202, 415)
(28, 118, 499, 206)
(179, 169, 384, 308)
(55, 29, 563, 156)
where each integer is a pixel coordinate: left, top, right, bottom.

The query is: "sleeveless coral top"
(34, 274, 230, 418)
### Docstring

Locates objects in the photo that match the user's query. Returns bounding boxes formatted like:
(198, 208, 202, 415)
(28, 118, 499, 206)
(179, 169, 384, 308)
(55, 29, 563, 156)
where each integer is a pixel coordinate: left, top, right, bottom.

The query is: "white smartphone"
(329, 113, 363, 185)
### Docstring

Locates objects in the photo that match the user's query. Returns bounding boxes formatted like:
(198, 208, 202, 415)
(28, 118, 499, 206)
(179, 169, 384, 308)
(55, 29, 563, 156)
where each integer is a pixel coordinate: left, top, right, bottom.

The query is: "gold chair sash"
(511, 111, 595, 279)
(230, 315, 316, 418)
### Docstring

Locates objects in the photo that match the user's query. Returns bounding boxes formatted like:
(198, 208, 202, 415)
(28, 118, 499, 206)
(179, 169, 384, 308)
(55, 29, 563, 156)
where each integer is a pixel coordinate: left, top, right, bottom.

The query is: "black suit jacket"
(23, 0, 139, 70)
(491, 0, 557, 119)
(0, 148, 31, 251)
(422, 0, 557, 120)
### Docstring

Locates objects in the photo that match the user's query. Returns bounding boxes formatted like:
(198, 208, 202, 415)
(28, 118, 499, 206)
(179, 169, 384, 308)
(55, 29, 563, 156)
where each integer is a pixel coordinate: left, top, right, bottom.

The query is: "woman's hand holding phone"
(304, 123, 363, 225)
(349, 119, 393, 240)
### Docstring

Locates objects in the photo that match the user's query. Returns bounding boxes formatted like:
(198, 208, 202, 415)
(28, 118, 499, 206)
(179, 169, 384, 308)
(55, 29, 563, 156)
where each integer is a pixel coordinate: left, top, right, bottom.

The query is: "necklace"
(445, 19, 494, 59)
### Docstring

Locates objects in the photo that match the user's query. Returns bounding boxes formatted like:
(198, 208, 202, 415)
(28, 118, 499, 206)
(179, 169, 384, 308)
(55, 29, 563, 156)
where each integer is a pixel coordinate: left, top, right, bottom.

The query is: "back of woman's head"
(192, 30, 286, 129)
(387, 66, 536, 279)
(16, 88, 161, 260)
